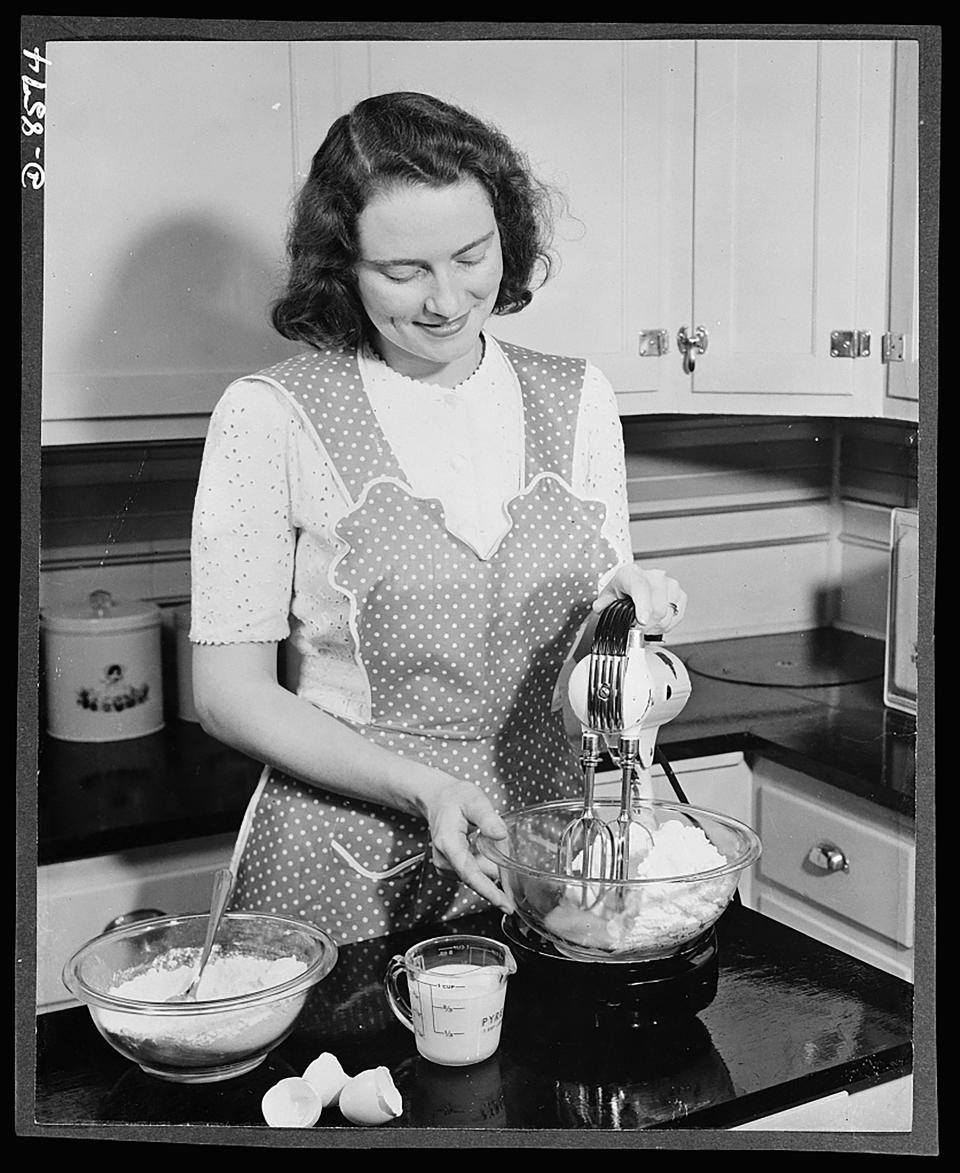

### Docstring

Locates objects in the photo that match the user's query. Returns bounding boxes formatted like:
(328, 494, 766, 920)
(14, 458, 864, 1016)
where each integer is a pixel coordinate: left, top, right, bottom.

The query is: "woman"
(190, 92, 686, 945)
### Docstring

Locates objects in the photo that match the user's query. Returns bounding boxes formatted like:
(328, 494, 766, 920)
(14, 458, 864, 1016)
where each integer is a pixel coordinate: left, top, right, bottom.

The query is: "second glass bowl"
(478, 799, 761, 964)
(62, 911, 338, 1082)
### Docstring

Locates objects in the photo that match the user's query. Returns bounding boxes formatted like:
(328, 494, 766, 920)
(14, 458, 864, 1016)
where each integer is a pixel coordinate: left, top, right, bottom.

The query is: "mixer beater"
(560, 597, 692, 885)
(556, 730, 613, 886)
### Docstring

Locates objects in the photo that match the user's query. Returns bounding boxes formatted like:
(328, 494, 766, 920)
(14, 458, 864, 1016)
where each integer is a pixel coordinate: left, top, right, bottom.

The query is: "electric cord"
(653, 744, 690, 803)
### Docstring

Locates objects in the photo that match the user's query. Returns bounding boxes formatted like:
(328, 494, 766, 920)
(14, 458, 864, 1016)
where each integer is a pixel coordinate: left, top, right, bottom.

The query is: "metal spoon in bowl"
(167, 866, 234, 1002)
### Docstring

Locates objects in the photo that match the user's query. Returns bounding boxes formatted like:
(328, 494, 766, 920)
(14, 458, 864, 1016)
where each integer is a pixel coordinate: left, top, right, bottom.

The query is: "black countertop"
(37, 717, 261, 865)
(36, 629, 915, 866)
(657, 630, 915, 816)
(32, 903, 912, 1139)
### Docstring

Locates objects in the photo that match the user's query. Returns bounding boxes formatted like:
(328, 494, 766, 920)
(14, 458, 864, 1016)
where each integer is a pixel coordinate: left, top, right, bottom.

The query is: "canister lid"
(41, 589, 162, 634)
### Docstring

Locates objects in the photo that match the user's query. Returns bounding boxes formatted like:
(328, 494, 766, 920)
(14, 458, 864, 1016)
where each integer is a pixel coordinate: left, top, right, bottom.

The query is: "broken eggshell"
(302, 1051, 350, 1107)
(261, 1076, 323, 1128)
(338, 1066, 403, 1125)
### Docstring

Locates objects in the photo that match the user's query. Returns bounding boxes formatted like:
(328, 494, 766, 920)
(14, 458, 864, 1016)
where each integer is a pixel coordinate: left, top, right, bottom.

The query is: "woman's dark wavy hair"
(271, 92, 557, 350)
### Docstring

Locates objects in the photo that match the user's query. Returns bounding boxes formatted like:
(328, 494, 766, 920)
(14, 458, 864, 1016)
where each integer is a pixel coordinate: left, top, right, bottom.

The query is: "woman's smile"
(414, 312, 470, 337)
(355, 178, 504, 386)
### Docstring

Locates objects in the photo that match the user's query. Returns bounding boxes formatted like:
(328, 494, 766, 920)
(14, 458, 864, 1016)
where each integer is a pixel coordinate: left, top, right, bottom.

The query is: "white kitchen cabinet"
(681, 40, 899, 417)
(40, 37, 918, 443)
(41, 40, 302, 445)
(750, 757, 915, 982)
(36, 832, 234, 1012)
(310, 38, 914, 419)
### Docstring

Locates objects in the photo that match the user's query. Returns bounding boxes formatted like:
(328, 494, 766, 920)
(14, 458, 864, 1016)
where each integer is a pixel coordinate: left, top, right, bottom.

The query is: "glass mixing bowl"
(62, 911, 338, 1082)
(478, 799, 761, 964)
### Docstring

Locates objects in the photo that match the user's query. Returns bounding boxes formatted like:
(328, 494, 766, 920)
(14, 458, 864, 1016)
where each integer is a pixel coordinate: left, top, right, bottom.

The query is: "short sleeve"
(189, 379, 298, 644)
(573, 362, 633, 569)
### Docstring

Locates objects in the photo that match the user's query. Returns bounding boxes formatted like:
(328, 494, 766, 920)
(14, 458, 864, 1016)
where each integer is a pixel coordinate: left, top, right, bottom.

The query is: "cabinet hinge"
(638, 329, 669, 357)
(830, 330, 872, 359)
(881, 333, 905, 363)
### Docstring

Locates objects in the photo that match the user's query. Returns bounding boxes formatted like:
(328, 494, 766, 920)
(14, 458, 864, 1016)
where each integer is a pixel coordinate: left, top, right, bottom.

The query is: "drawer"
(755, 760, 914, 948)
(36, 833, 235, 1012)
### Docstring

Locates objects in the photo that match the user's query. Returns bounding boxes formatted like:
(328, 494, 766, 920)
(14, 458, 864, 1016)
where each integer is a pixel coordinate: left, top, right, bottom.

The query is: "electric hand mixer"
(561, 597, 692, 882)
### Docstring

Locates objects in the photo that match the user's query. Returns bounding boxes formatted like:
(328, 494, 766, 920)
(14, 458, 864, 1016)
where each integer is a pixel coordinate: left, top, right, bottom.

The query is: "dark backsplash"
(41, 441, 205, 555)
(835, 418, 919, 508)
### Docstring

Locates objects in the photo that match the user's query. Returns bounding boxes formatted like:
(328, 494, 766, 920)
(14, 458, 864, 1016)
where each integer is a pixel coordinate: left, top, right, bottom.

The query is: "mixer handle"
(587, 599, 640, 733)
(593, 597, 636, 655)
(593, 596, 666, 650)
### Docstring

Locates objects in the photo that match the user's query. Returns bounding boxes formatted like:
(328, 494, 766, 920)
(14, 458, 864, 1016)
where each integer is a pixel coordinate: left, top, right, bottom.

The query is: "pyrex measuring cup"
(384, 935, 517, 1066)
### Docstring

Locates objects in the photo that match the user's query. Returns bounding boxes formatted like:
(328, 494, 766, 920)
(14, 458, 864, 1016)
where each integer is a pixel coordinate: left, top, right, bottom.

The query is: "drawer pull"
(103, 908, 166, 933)
(806, 844, 849, 873)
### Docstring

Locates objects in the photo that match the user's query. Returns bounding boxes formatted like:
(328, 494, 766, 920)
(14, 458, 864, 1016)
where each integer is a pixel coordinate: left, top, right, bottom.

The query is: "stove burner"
(501, 914, 719, 1029)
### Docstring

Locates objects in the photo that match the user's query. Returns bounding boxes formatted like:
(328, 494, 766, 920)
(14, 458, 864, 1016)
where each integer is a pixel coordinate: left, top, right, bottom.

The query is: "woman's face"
(354, 178, 503, 385)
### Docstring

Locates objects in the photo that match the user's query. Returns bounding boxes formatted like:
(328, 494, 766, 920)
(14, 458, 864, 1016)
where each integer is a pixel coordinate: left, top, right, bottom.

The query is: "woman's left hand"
(592, 564, 687, 635)
(415, 773, 515, 915)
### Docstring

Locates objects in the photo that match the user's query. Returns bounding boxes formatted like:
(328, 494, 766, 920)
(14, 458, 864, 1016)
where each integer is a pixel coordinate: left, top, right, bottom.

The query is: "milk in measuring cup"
(410, 964, 507, 1065)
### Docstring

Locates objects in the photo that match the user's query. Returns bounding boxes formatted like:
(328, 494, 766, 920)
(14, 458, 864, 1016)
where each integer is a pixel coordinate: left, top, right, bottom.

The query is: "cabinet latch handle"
(806, 843, 849, 873)
(830, 330, 871, 359)
(677, 325, 709, 374)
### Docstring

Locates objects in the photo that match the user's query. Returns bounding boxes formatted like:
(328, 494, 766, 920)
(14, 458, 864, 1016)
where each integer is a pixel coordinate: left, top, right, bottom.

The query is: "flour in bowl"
(108, 947, 307, 1002)
(629, 819, 727, 879)
(96, 947, 310, 1064)
(544, 818, 735, 956)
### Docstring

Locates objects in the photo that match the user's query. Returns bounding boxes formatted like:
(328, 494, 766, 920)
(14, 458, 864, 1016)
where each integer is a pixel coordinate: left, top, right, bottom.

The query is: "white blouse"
(190, 333, 633, 722)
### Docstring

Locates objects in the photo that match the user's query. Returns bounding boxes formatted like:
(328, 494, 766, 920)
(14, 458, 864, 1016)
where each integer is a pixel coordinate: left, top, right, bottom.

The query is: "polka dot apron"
(228, 340, 620, 945)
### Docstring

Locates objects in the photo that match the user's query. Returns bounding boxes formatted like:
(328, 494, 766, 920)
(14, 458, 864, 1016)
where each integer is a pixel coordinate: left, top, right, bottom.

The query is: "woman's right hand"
(416, 774, 515, 916)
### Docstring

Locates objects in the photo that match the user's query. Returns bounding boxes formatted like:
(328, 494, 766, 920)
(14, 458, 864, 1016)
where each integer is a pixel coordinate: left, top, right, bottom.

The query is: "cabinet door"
(885, 40, 920, 417)
(318, 39, 692, 412)
(617, 39, 694, 411)
(41, 41, 301, 445)
(683, 40, 894, 415)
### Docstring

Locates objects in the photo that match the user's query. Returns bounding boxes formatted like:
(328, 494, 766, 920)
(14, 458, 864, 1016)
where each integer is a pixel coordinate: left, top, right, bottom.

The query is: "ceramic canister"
(41, 589, 165, 742)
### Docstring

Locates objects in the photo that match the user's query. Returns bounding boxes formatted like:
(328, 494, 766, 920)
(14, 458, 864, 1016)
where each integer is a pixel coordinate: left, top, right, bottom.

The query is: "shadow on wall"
(838, 564, 892, 640)
(816, 560, 890, 641)
(72, 212, 300, 379)
(811, 582, 841, 630)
